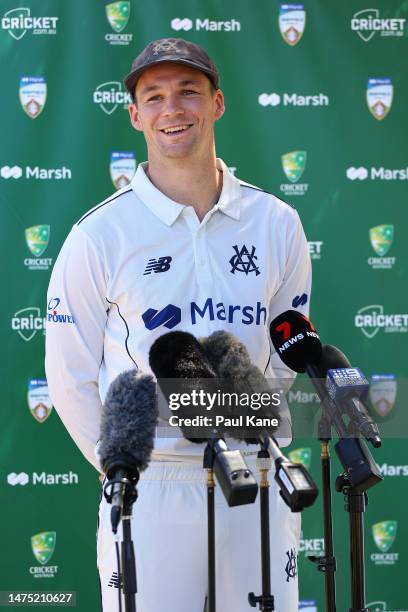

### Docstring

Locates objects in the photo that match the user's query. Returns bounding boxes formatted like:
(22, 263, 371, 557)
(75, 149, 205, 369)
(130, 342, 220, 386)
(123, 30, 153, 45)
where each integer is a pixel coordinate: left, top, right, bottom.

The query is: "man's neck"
(145, 154, 223, 221)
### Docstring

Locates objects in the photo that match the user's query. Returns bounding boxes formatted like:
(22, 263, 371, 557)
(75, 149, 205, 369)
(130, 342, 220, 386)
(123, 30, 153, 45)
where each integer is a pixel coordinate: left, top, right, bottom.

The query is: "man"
(46, 38, 311, 611)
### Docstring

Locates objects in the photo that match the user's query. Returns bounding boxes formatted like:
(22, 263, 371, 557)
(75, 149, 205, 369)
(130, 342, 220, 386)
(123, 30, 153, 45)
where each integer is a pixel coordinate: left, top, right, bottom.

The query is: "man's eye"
(146, 95, 162, 102)
(183, 90, 198, 95)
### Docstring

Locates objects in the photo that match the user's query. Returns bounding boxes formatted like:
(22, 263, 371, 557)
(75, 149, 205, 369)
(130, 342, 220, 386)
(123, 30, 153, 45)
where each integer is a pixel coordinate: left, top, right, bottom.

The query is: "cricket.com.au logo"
(7, 470, 78, 487)
(308, 241, 323, 260)
(105, 1, 132, 45)
(367, 78, 393, 120)
(171, 17, 241, 32)
(24, 225, 52, 271)
(30, 532, 58, 578)
(93, 81, 132, 115)
(346, 166, 407, 181)
(355, 305, 408, 338)
(279, 4, 306, 46)
(368, 224, 395, 270)
(371, 520, 399, 566)
(19, 77, 46, 119)
(11, 307, 45, 342)
(280, 151, 308, 196)
(1, 7, 58, 40)
(28, 379, 53, 423)
(258, 91, 329, 108)
(351, 8, 406, 42)
(110, 152, 136, 189)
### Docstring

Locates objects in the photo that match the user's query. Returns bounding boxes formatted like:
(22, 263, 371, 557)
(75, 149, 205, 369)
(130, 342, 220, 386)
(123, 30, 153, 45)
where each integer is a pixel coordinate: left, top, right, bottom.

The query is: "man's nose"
(162, 94, 185, 115)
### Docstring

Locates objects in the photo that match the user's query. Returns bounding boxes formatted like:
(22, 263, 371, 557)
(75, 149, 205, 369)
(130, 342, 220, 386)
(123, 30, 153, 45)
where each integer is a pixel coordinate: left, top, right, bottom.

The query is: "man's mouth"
(160, 124, 193, 135)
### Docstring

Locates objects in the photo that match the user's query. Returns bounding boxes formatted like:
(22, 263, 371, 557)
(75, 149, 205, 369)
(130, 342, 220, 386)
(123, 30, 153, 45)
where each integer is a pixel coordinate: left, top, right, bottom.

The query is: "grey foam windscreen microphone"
(99, 370, 158, 474)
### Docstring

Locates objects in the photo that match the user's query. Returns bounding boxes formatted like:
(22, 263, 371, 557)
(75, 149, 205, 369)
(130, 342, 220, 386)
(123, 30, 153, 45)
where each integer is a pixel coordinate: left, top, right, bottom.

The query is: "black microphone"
(201, 331, 318, 510)
(149, 331, 258, 506)
(99, 370, 158, 532)
(269, 311, 381, 447)
(324, 345, 381, 447)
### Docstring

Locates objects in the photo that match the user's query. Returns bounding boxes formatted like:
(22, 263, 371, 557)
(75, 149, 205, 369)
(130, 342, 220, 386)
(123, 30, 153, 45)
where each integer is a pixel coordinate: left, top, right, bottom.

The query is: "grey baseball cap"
(124, 38, 220, 97)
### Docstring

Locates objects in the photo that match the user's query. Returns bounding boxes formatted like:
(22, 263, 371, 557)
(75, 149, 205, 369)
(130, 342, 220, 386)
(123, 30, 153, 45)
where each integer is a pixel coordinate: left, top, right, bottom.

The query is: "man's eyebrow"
(139, 79, 201, 96)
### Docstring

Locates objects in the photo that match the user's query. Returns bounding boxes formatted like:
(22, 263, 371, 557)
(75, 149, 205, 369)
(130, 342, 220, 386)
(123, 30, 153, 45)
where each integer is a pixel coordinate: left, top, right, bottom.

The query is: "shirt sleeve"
(268, 209, 312, 384)
(45, 224, 108, 472)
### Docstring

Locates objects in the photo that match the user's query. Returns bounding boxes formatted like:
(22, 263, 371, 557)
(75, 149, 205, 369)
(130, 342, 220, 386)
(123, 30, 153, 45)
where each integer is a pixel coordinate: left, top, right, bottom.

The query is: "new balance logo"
(171, 18, 193, 31)
(292, 294, 308, 308)
(142, 304, 182, 330)
(143, 256, 172, 275)
(108, 571, 121, 588)
(347, 167, 368, 180)
(7, 472, 29, 486)
(1, 165, 23, 179)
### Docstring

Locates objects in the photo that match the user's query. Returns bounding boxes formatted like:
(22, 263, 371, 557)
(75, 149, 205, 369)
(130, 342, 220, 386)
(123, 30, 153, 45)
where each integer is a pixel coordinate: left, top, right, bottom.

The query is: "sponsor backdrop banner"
(1, 1, 407, 610)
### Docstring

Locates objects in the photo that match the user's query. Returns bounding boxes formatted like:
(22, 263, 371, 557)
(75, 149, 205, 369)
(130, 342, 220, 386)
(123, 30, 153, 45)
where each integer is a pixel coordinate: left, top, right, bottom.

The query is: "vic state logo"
(367, 78, 393, 120)
(110, 152, 136, 188)
(28, 379, 53, 423)
(369, 374, 397, 418)
(19, 77, 46, 119)
(229, 245, 260, 276)
(279, 4, 306, 46)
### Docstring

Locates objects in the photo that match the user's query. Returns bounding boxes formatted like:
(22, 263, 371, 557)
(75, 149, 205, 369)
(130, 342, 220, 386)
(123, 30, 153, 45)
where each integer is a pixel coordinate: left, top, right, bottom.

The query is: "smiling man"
(45, 38, 311, 612)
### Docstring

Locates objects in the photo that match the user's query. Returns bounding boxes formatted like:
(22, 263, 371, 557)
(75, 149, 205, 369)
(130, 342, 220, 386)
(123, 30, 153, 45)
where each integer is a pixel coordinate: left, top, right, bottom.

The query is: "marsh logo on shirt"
(142, 299, 267, 330)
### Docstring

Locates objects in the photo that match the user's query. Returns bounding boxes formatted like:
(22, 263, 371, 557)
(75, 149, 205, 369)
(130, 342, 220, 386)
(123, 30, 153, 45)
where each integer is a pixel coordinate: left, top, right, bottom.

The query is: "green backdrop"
(1, 1, 407, 610)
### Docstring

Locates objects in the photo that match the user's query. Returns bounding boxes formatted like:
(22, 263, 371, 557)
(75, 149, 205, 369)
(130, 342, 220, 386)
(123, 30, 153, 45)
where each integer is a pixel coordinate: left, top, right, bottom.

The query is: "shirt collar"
(130, 158, 242, 226)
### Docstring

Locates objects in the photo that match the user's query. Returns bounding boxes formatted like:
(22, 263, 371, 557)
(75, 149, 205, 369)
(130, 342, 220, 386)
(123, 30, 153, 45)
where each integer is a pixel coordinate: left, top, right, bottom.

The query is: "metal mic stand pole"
(309, 416, 337, 612)
(248, 442, 275, 611)
(203, 443, 217, 612)
(121, 478, 139, 612)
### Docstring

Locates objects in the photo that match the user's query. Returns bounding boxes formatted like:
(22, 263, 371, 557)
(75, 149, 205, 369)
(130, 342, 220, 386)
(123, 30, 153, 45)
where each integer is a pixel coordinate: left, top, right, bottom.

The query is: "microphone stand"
(248, 441, 275, 612)
(309, 416, 337, 612)
(104, 464, 139, 612)
(203, 443, 217, 612)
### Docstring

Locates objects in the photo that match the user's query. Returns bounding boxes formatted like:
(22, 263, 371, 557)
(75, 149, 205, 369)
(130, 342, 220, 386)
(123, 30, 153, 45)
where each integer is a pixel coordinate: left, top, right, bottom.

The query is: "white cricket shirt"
(45, 159, 311, 470)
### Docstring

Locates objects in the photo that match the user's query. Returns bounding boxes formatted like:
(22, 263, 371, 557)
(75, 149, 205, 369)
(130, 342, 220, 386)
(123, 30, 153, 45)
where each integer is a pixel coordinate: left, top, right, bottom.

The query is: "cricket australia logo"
(229, 245, 260, 276)
(143, 256, 172, 275)
(152, 39, 180, 55)
(285, 547, 297, 582)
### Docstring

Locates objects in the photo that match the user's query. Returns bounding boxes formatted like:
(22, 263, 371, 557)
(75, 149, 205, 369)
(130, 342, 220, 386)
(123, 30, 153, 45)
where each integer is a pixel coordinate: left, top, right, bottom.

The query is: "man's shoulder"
(238, 178, 298, 218)
(76, 185, 134, 228)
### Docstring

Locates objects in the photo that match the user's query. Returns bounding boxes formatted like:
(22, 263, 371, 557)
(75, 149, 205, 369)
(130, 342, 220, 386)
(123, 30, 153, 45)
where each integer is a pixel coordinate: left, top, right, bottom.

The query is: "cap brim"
(124, 57, 218, 97)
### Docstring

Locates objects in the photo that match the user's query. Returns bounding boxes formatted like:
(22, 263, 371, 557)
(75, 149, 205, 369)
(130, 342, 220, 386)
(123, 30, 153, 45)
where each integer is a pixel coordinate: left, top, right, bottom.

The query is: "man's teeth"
(162, 125, 190, 133)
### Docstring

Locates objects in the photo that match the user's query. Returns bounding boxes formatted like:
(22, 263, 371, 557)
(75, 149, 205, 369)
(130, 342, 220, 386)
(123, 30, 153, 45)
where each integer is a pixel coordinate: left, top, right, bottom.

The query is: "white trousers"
(97, 459, 301, 612)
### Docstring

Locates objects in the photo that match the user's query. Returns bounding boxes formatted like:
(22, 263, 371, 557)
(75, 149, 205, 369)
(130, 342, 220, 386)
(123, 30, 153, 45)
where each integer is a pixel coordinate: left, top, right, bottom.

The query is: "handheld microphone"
(202, 330, 318, 510)
(149, 331, 258, 506)
(99, 370, 158, 532)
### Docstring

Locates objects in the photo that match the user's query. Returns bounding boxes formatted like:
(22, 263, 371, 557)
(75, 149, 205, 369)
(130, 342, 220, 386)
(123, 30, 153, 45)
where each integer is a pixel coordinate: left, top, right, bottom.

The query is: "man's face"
(128, 63, 225, 161)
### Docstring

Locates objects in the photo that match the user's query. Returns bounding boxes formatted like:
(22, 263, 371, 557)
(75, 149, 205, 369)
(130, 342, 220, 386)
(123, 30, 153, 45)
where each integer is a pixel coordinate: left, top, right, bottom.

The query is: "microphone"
(149, 331, 258, 506)
(99, 370, 158, 532)
(324, 345, 381, 447)
(269, 310, 381, 447)
(201, 331, 318, 510)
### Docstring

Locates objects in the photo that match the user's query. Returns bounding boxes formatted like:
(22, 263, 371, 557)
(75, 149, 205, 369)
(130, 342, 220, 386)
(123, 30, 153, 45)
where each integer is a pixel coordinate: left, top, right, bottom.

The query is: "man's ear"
(214, 89, 225, 121)
(128, 104, 143, 132)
